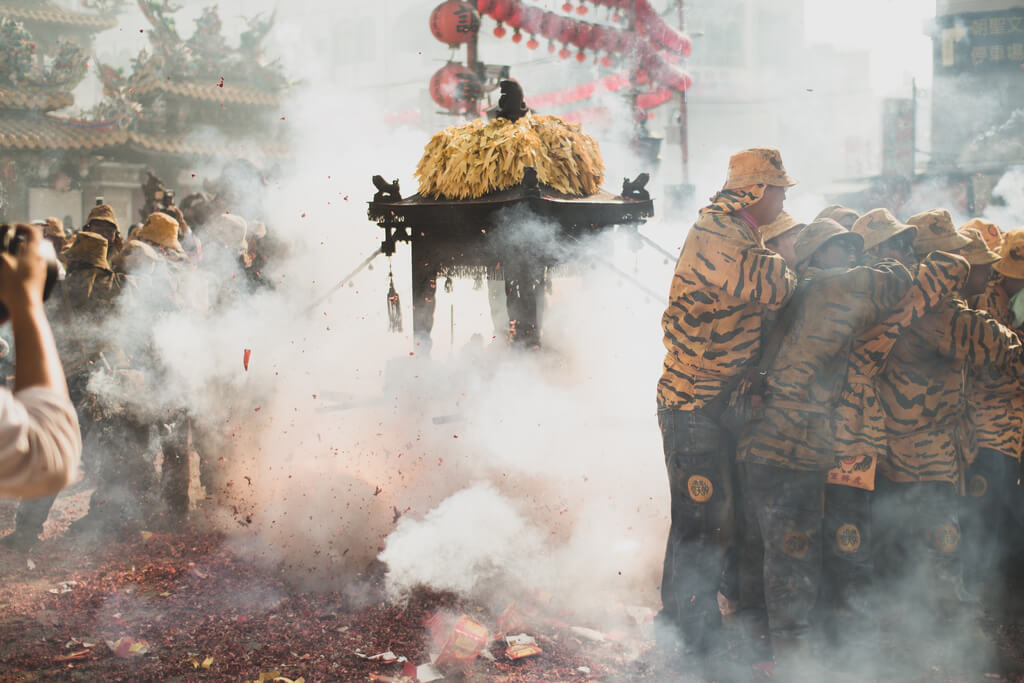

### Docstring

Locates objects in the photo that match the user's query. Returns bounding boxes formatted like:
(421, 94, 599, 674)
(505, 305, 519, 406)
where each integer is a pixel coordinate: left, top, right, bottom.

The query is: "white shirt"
(0, 386, 81, 499)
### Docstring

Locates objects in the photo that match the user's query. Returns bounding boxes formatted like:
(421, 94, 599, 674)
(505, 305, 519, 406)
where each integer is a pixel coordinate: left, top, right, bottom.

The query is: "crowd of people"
(656, 147, 1024, 678)
(0, 194, 275, 550)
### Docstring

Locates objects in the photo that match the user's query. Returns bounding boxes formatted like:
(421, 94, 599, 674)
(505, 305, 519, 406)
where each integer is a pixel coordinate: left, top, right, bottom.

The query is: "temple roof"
(0, 1, 117, 30)
(0, 114, 124, 151)
(0, 114, 287, 160)
(0, 84, 73, 111)
(131, 78, 281, 107)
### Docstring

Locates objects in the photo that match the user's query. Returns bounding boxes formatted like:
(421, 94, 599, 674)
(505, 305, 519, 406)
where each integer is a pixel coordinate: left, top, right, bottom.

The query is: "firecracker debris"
(2, 493, 1024, 682)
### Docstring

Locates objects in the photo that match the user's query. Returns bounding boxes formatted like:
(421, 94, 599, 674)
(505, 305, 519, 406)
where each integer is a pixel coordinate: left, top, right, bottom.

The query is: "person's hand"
(0, 224, 50, 319)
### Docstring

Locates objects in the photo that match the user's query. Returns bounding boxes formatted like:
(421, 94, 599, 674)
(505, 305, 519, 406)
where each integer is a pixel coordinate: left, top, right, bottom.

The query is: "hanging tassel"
(473, 273, 483, 291)
(387, 264, 402, 333)
(444, 276, 454, 294)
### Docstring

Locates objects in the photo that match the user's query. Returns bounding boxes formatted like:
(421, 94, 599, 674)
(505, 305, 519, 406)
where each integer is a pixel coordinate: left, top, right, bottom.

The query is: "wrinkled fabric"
(967, 277, 1024, 461)
(0, 387, 81, 499)
(658, 210, 795, 410)
(831, 252, 969, 484)
(738, 260, 913, 471)
(657, 407, 735, 654)
(878, 296, 1024, 486)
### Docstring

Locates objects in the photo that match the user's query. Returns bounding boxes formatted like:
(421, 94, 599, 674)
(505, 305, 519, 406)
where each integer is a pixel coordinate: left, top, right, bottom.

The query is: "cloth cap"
(206, 213, 248, 249)
(722, 147, 797, 190)
(37, 217, 64, 238)
(62, 231, 111, 271)
(851, 208, 917, 251)
(795, 218, 863, 268)
(957, 227, 1001, 266)
(87, 203, 119, 232)
(114, 239, 160, 273)
(960, 218, 1003, 254)
(761, 211, 805, 242)
(908, 209, 973, 256)
(137, 212, 183, 252)
(814, 205, 861, 230)
(994, 229, 1024, 279)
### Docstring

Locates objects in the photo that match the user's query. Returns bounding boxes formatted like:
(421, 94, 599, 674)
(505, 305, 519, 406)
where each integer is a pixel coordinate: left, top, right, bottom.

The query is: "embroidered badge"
(968, 474, 988, 498)
(836, 524, 861, 553)
(782, 531, 810, 559)
(934, 524, 960, 553)
(687, 475, 713, 502)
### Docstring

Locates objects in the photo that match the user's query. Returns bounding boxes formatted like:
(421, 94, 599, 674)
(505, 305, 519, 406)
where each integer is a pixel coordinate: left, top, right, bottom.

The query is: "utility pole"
(677, 0, 689, 184)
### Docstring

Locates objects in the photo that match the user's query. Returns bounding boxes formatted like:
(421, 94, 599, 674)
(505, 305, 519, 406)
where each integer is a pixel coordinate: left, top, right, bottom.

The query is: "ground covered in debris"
(3, 493, 1024, 682)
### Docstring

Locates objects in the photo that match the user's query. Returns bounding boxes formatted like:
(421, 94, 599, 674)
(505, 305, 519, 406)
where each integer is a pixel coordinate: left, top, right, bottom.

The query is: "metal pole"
(677, 0, 690, 183)
(303, 248, 383, 314)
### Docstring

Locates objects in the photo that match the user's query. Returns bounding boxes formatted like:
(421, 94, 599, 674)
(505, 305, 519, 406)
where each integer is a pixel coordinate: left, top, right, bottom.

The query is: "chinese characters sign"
(936, 9, 1024, 71)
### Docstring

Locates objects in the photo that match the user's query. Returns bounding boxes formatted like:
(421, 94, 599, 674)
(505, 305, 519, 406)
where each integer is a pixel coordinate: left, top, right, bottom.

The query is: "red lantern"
(586, 24, 605, 51)
(494, 22, 507, 37)
(576, 50, 586, 62)
(526, 37, 539, 49)
(490, 0, 513, 21)
(505, 0, 524, 27)
(512, 29, 522, 43)
(556, 17, 576, 44)
(576, 3, 588, 15)
(558, 46, 571, 59)
(571, 22, 591, 48)
(430, 1, 480, 46)
(429, 63, 481, 112)
(477, 0, 494, 12)
(562, 2, 573, 12)
(520, 6, 544, 35)
(540, 12, 561, 40)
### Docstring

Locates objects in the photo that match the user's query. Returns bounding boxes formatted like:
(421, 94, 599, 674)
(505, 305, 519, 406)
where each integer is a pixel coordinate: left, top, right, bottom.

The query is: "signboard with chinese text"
(935, 8, 1024, 72)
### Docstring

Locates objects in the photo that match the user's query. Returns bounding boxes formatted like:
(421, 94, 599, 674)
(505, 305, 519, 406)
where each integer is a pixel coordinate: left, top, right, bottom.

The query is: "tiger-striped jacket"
(832, 252, 970, 468)
(658, 211, 796, 410)
(738, 260, 913, 471)
(877, 295, 1024, 486)
(967, 277, 1024, 461)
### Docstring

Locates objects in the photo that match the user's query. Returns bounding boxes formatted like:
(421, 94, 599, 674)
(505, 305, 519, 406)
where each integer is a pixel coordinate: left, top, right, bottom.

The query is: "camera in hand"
(0, 223, 60, 321)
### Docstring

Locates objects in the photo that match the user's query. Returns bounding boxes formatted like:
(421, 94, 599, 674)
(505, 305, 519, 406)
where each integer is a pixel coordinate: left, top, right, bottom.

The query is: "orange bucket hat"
(994, 229, 1024, 280)
(852, 208, 917, 252)
(958, 228, 1001, 266)
(907, 209, 972, 256)
(722, 147, 797, 190)
(62, 231, 111, 271)
(959, 218, 1003, 254)
(814, 205, 860, 230)
(137, 212, 183, 252)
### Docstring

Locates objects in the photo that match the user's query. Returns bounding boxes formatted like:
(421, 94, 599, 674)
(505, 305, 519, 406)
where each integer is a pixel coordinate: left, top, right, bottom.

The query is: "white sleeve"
(0, 386, 81, 499)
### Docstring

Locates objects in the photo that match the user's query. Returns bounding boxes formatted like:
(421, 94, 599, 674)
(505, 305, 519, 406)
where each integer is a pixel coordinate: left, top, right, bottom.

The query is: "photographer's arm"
(0, 224, 81, 498)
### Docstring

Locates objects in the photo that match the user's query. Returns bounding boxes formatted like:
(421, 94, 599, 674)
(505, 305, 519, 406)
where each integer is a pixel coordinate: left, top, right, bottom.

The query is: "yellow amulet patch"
(782, 531, 810, 559)
(687, 475, 713, 502)
(933, 524, 960, 553)
(968, 474, 988, 498)
(836, 524, 861, 553)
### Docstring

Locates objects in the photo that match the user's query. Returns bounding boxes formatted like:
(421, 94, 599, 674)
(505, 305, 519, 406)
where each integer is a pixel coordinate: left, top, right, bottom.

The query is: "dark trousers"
(657, 406, 736, 654)
(961, 448, 1014, 587)
(823, 483, 874, 640)
(873, 478, 967, 615)
(739, 462, 823, 641)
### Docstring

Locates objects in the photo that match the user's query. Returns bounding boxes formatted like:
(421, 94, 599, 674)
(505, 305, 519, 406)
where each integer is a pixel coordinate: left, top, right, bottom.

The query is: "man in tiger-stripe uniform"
(736, 219, 913, 673)
(874, 210, 1024, 625)
(656, 148, 797, 667)
(961, 223, 1024, 596)
(824, 210, 969, 648)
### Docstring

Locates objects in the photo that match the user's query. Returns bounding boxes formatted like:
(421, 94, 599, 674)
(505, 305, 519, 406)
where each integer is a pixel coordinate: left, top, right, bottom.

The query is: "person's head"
(815, 205, 861, 230)
(722, 147, 796, 226)
(906, 209, 972, 260)
(960, 218, 1003, 256)
(795, 218, 863, 271)
(994, 229, 1024, 297)
(136, 212, 183, 253)
(852, 208, 918, 266)
(205, 213, 248, 252)
(761, 211, 805, 267)
(61, 231, 111, 272)
(112, 239, 159, 276)
(85, 204, 121, 253)
(958, 227, 1001, 296)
